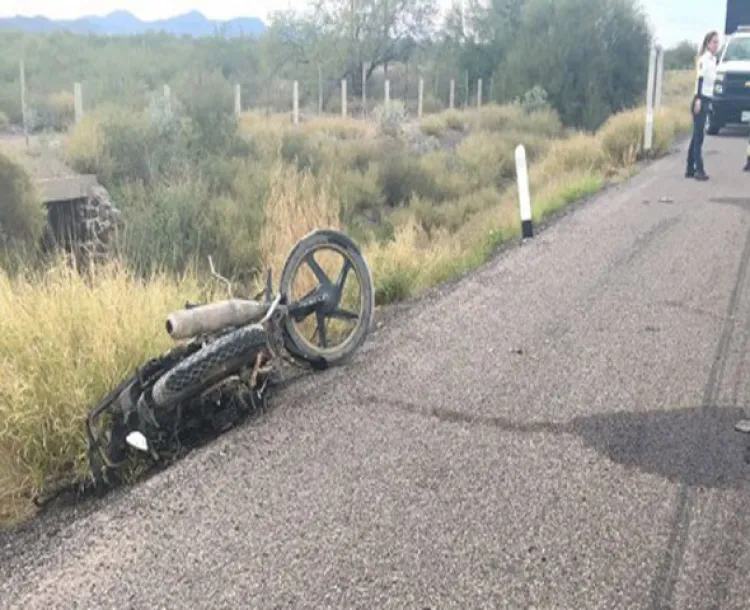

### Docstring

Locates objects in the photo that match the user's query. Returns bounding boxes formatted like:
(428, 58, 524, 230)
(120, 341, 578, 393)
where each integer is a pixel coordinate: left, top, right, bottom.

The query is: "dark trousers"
(687, 96, 708, 175)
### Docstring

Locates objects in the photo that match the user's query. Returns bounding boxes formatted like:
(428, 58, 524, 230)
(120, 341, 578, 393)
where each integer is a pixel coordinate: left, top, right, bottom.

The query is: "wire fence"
(7, 57, 504, 136)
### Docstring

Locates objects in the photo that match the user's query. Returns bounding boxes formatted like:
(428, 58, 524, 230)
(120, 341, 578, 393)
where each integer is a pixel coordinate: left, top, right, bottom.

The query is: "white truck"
(706, 4, 750, 135)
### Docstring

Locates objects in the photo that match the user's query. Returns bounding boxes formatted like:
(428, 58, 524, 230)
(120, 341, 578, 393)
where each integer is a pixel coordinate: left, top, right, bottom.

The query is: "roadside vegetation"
(0, 0, 697, 525)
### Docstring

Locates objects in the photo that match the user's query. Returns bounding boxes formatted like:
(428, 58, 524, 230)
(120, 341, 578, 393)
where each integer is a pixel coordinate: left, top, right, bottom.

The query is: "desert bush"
(419, 114, 446, 137)
(419, 151, 475, 201)
(377, 150, 441, 206)
(534, 132, 609, 180)
(37, 91, 75, 131)
(64, 105, 152, 186)
(456, 132, 517, 188)
(363, 215, 462, 304)
(280, 130, 328, 174)
(0, 150, 45, 252)
(374, 100, 407, 137)
(300, 116, 369, 140)
(335, 165, 385, 222)
(518, 85, 551, 113)
(597, 108, 645, 166)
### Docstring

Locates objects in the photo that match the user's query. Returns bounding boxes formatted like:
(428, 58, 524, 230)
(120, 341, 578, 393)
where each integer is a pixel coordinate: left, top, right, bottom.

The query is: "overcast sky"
(0, 0, 730, 48)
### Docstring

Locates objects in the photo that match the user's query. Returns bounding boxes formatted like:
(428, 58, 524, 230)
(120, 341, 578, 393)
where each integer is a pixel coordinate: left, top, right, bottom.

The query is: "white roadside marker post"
(515, 144, 533, 239)
(644, 45, 657, 153)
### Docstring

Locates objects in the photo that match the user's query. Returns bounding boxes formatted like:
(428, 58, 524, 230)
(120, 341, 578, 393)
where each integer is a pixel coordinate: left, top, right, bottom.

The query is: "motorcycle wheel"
(278, 229, 375, 367)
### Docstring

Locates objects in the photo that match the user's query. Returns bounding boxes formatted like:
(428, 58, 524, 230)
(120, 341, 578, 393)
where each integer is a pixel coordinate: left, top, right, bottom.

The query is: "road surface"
(2, 130, 750, 609)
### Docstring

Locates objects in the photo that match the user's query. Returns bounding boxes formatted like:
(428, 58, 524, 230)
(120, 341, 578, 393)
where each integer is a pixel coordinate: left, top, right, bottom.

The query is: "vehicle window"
(724, 37, 750, 61)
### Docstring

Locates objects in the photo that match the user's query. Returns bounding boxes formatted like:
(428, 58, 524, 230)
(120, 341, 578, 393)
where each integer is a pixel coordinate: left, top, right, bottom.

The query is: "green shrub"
(456, 132, 517, 188)
(37, 91, 75, 131)
(0, 150, 45, 252)
(377, 151, 440, 206)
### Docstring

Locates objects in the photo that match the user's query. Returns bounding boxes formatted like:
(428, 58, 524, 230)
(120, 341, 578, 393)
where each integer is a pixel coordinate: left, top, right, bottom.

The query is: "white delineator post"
(341, 79, 347, 117)
(293, 80, 299, 125)
(385, 79, 390, 110)
(477, 78, 482, 107)
(644, 45, 657, 152)
(654, 45, 664, 110)
(449, 79, 455, 110)
(515, 144, 533, 239)
(234, 84, 241, 118)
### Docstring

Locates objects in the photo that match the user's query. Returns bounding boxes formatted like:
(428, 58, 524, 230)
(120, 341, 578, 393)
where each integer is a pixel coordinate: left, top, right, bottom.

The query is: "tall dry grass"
(0, 261, 211, 524)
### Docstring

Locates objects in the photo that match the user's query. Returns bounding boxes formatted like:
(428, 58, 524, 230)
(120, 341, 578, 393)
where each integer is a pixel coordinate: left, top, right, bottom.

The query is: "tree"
(664, 40, 698, 70)
(495, 0, 652, 130)
(265, 0, 439, 97)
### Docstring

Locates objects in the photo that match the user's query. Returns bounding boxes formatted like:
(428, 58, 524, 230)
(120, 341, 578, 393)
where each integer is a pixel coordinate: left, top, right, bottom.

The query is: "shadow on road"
(379, 397, 750, 489)
(567, 405, 750, 489)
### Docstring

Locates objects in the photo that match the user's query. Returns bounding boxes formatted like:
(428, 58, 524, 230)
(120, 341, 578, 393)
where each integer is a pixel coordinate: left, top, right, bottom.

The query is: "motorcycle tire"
(278, 229, 375, 367)
(150, 324, 268, 409)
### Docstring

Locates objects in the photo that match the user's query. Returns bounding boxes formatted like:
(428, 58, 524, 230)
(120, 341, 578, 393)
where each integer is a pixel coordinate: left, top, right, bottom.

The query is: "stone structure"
(37, 175, 123, 267)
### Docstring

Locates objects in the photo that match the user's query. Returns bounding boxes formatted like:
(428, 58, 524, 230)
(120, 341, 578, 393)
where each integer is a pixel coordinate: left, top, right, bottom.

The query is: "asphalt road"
(3, 130, 750, 609)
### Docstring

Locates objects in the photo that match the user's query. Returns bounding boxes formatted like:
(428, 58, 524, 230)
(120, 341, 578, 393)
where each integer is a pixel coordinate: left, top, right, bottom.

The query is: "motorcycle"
(41, 229, 374, 503)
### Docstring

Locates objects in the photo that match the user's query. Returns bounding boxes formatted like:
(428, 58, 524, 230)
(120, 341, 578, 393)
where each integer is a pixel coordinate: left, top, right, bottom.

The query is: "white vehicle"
(706, 25, 750, 135)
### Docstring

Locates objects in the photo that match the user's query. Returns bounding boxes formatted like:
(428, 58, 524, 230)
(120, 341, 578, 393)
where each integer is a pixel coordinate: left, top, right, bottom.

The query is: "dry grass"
(0, 148, 46, 252)
(363, 215, 463, 303)
(257, 160, 342, 286)
(0, 260, 211, 524)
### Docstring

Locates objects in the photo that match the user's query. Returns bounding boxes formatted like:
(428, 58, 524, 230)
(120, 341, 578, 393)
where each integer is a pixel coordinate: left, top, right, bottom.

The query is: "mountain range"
(0, 10, 266, 37)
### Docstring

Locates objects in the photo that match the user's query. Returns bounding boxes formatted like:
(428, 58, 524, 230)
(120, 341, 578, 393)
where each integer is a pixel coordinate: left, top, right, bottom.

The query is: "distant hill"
(0, 9, 266, 37)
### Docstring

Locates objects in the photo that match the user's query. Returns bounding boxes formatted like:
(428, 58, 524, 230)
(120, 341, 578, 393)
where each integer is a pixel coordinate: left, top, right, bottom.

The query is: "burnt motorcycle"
(44, 229, 374, 501)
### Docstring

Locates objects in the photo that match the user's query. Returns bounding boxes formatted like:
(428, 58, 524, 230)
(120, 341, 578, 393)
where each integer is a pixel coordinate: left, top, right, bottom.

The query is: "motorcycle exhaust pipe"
(166, 299, 268, 340)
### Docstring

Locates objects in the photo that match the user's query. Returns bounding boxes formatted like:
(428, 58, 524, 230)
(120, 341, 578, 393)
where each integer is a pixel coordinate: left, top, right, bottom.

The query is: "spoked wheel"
(279, 229, 375, 367)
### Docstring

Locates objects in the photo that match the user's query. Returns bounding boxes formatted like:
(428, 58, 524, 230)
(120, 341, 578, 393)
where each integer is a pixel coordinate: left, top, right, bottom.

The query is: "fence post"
(74, 82, 83, 124)
(644, 45, 657, 152)
(418, 77, 424, 118)
(19, 60, 28, 147)
(515, 144, 533, 239)
(318, 65, 323, 114)
(477, 78, 483, 108)
(449, 79, 455, 110)
(362, 64, 367, 117)
(385, 79, 390, 110)
(234, 84, 241, 118)
(341, 79, 347, 117)
(654, 45, 664, 110)
(293, 80, 299, 125)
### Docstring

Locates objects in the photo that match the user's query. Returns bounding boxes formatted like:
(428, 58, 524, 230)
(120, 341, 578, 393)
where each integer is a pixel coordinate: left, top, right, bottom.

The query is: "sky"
(0, 0, 731, 48)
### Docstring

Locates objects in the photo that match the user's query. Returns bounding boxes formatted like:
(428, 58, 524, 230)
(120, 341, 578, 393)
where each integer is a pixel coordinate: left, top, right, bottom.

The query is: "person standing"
(686, 31, 720, 181)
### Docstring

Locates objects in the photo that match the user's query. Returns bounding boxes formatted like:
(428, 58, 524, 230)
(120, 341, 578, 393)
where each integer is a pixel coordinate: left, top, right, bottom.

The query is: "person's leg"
(693, 102, 708, 179)
(686, 108, 697, 177)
